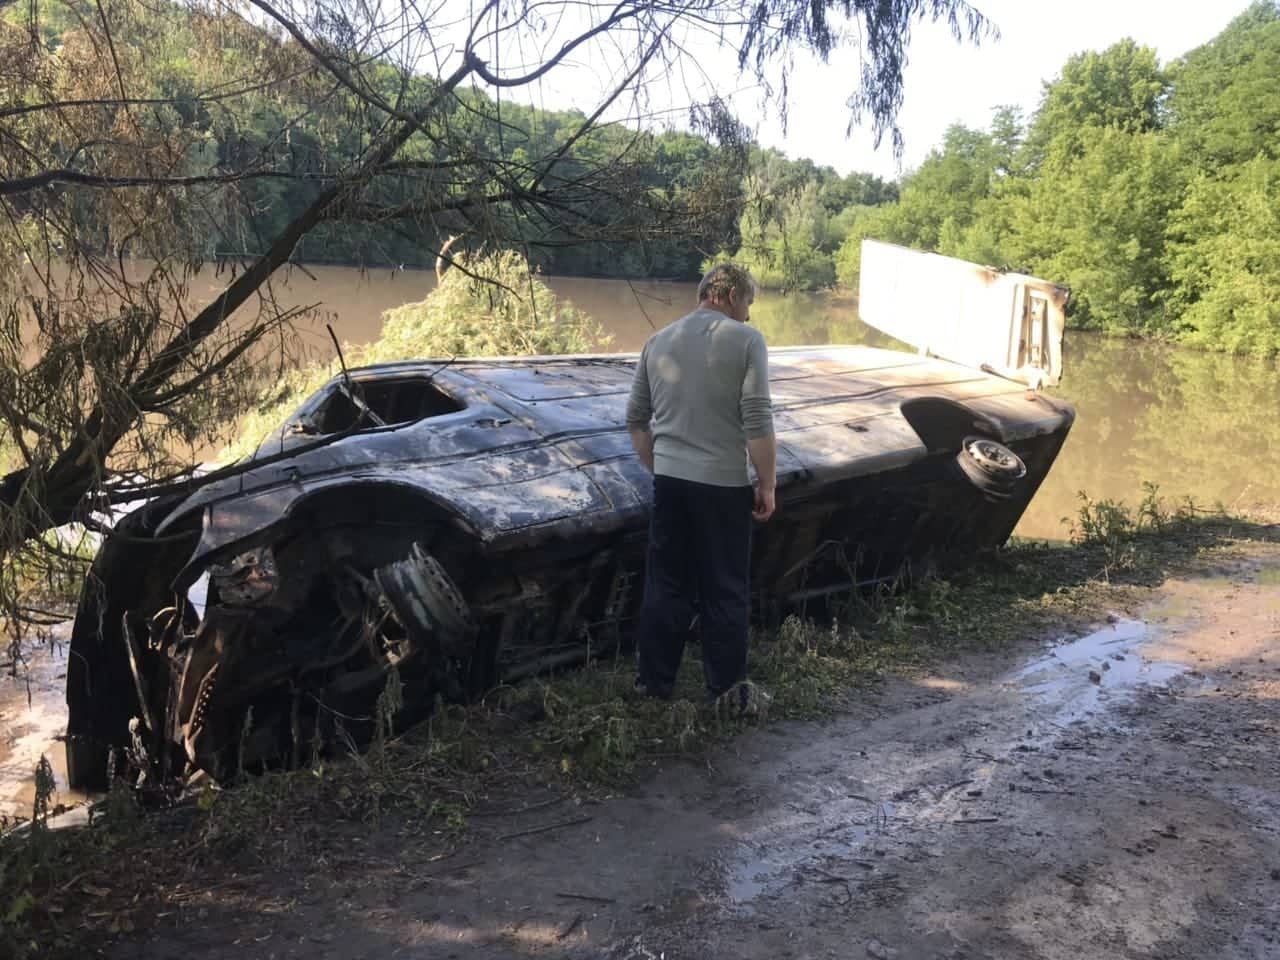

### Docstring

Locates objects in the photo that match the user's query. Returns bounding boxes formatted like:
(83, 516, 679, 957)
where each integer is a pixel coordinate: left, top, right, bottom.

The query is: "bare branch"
(0, 167, 335, 197)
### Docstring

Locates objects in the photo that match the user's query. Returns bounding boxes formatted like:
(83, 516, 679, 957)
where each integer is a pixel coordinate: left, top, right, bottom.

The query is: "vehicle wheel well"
(286, 484, 466, 536)
(276, 484, 476, 606)
(900, 397, 1000, 453)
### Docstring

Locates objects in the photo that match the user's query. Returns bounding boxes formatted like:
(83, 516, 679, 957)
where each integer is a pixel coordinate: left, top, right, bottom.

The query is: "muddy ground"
(78, 544, 1279, 960)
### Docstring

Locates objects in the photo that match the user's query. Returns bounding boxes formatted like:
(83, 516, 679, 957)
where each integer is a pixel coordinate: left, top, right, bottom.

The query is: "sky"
(744, 0, 1254, 178)
(491, 0, 1256, 180)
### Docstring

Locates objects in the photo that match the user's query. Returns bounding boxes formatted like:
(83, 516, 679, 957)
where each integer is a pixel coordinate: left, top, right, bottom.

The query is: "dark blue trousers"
(637, 474, 754, 699)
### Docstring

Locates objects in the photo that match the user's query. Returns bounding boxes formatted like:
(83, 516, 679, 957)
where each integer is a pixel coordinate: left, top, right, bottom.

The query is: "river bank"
(3, 494, 1278, 958)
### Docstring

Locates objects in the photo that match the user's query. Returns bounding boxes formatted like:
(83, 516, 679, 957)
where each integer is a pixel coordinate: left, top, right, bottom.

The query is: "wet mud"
(98, 544, 1280, 960)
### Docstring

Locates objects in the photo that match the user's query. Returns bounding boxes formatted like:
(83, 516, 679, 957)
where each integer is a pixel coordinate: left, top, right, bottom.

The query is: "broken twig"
(557, 912, 584, 940)
(498, 815, 592, 842)
(556, 891, 616, 905)
(470, 796, 564, 818)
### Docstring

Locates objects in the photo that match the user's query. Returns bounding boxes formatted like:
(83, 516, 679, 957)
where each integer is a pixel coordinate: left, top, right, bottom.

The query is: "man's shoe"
(710, 680, 771, 720)
(633, 676, 673, 701)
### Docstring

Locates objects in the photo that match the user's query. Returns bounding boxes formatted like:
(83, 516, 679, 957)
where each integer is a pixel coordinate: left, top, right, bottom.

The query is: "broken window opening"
(315, 378, 465, 434)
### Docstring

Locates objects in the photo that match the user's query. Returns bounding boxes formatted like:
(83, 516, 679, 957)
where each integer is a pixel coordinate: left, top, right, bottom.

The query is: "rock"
(1088, 670, 1103, 684)
(867, 940, 899, 960)
(1271, 868, 1279, 881)
(1102, 661, 1111, 672)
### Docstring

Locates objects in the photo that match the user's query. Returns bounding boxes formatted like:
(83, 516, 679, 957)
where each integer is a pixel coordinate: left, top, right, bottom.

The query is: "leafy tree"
(1021, 39, 1168, 168)
(1165, 1, 1280, 167)
(989, 105, 1027, 177)
(716, 145, 898, 290)
(730, 159, 839, 290)
(1167, 157, 1280, 354)
(1006, 127, 1185, 335)
(833, 123, 1000, 287)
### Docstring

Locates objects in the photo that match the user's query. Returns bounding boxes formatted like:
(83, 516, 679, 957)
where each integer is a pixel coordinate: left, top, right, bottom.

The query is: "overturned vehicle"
(65, 241, 1075, 788)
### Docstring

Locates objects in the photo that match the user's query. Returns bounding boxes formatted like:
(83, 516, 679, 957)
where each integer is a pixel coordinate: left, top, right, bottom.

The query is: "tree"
(832, 122, 1000, 288)
(1021, 39, 1168, 168)
(988, 104, 1026, 177)
(729, 153, 841, 290)
(0, 0, 994, 630)
(1165, 1, 1280, 167)
(1005, 126, 1185, 335)
(1167, 157, 1280, 354)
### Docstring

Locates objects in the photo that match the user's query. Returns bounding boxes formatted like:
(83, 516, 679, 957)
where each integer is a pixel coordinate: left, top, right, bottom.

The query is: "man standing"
(625, 262, 776, 708)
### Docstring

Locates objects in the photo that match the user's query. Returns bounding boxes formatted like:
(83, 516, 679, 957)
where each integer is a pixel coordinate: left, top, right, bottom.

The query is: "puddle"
(724, 817, 875, 905)
(1009, 619, 1187, 725)
(718, 618, 1200, 912)
(0, 627, 90, 824)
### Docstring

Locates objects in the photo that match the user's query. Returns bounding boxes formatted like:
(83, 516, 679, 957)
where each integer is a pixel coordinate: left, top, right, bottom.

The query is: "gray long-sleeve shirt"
(625, 306, 774, 487)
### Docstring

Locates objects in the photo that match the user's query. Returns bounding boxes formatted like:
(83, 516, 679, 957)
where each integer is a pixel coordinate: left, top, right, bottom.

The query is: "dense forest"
(7, 2, 1280, 352)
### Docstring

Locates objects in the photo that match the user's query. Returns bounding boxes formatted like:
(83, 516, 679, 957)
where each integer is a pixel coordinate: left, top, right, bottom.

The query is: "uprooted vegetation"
(220, 251, 608, 464)
(2, 488, 1276, 960)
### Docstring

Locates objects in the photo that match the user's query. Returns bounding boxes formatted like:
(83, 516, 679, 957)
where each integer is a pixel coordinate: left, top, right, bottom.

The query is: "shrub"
(219, 251, 607, 462)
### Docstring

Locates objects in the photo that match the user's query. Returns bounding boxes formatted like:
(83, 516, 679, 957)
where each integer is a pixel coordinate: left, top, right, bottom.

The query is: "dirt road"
(115, 546, 1280, 960)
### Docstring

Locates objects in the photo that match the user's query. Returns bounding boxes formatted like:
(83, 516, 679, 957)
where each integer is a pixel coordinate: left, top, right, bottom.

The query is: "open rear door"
(858, 239, 1070, 388)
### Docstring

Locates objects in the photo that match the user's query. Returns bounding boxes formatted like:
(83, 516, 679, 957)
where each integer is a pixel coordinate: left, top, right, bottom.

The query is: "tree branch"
(0, 167, 336, 197)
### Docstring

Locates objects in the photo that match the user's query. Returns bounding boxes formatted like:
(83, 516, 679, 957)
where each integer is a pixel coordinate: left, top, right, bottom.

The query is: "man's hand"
(747, 435, 777, 522)
(752, 482, 775, 522)
(628, 426, 655, 473)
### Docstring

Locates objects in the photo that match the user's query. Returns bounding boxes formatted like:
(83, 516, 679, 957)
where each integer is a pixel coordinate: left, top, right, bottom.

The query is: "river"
(186, 264, 1280, 542)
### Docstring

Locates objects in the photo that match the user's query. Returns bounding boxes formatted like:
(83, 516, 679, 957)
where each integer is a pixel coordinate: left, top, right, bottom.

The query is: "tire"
(955, 435, 1027, 502)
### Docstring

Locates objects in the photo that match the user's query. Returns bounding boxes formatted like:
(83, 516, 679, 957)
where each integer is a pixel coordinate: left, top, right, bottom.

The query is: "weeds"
(1, 756, 61, 959)
(1067, 482, 1208, 576)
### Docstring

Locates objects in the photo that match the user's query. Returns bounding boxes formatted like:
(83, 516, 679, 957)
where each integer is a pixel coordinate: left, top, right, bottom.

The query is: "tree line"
(734, 2, 1280, 356)
(9, 3, 1278, 354)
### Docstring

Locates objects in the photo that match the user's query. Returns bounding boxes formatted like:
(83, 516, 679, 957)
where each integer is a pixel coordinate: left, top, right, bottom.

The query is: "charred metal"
(64, 245, 1076, 790)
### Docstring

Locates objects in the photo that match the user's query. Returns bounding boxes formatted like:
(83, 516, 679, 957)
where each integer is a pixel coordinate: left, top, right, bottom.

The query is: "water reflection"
(748, 289, 902, 351)
(1031, 336, 1280, 539)
(539, 278, 901, 353)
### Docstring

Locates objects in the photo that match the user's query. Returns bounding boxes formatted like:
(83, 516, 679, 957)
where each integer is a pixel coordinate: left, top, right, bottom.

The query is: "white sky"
(488, 0, 1255, 180)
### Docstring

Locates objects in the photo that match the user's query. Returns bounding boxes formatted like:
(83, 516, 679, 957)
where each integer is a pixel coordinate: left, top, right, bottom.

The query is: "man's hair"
(697, 262, 757, 305)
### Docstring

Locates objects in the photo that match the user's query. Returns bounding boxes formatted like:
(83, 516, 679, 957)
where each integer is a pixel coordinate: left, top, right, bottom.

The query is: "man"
(625, 261, 776, 708)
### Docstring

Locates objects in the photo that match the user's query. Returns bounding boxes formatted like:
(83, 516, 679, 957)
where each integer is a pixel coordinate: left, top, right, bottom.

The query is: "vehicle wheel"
(955, 435, 1027, 501)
